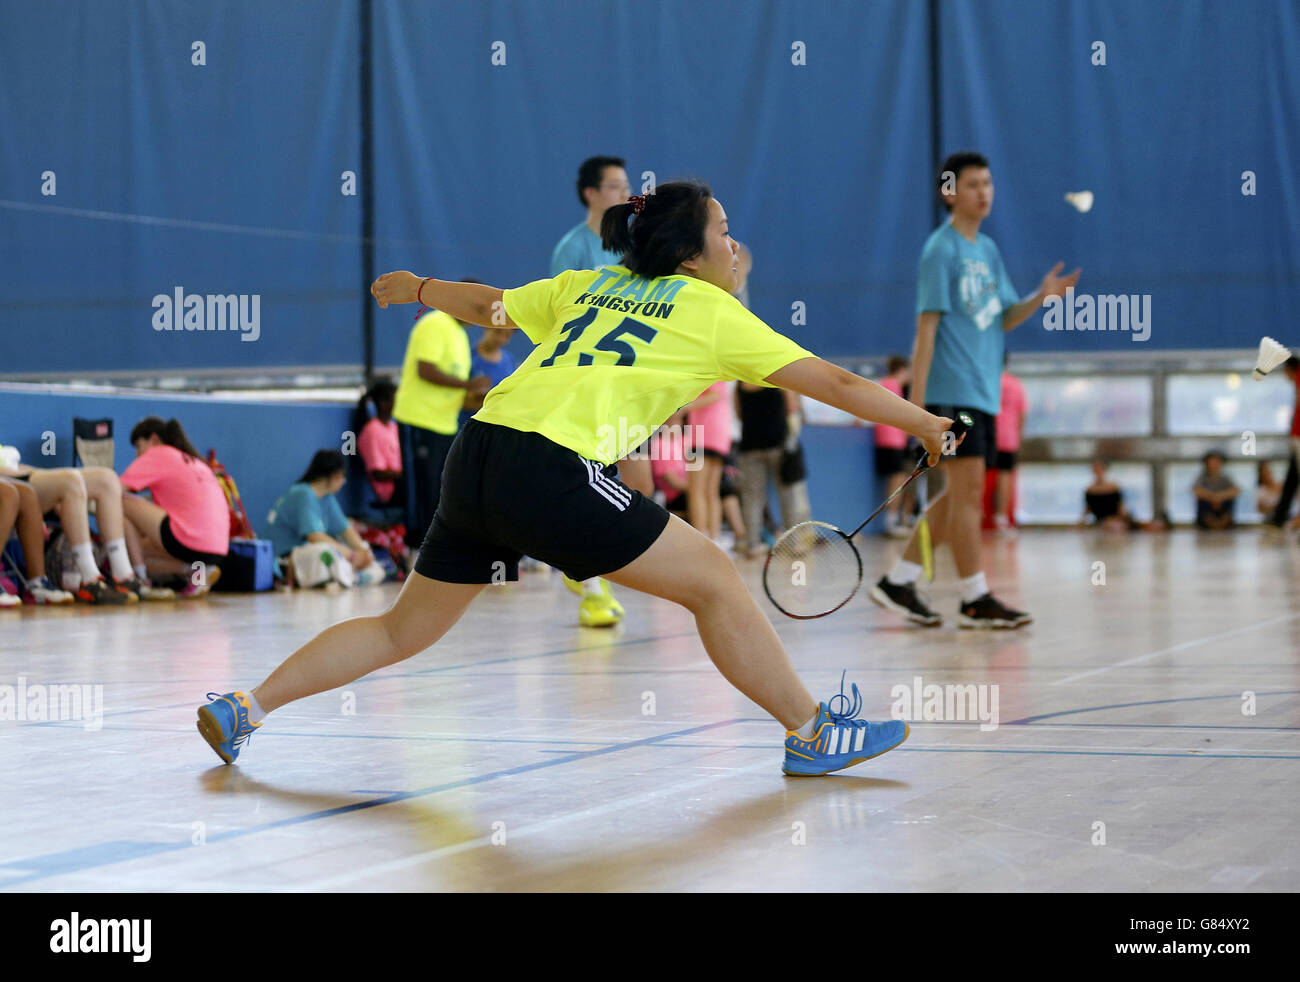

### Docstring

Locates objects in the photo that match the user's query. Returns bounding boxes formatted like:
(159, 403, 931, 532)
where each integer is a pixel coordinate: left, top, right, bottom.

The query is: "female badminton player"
(197, 181, 954, 776)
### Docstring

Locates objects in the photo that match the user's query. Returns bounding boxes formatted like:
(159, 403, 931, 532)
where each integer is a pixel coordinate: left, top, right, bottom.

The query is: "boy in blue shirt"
(872, 151, 1080, 629)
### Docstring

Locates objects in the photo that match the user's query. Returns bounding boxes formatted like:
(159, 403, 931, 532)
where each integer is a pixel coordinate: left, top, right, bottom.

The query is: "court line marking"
(283, 759, 775, 892)
(0, 717, 751, 888)
(6, 700, 1296, 887)
(651, 744, 1300, 760)
(1051, 612, 1300, 685)
(1009, 689, 1300, 724)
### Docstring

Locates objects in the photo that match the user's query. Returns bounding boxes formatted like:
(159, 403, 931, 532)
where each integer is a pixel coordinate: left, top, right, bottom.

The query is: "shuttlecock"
(1252, 336, 1292, 380)
(1064, 191, 1094, 213)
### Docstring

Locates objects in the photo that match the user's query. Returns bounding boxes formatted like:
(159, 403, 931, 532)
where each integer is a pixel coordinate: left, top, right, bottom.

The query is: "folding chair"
(73, 417, 114, 469)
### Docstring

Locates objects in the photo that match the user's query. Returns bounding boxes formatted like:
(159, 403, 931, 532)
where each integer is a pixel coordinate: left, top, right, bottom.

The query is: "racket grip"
(917, 410, 974, 469)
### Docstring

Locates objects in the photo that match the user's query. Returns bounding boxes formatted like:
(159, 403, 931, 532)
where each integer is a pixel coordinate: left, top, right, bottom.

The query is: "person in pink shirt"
(686, 380, 733, 541)
(651, 411, 690, 514)
(875, 356, 912, 536)
(993, 356, 1029, 534)
(120, 417, 230, 595)
(355, 378, 403, 505)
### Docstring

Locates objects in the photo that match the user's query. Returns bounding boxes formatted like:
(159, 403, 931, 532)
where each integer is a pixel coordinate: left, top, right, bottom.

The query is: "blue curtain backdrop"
(1, 0, 1296, 375)
(0, 0, 363, 373)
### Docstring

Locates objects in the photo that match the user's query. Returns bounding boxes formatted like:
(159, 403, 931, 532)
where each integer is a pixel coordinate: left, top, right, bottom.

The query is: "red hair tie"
(629, 194, 647, 215)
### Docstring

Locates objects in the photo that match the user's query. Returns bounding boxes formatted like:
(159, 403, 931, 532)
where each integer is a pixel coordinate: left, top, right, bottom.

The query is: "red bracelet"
(417, 277, 431, 306)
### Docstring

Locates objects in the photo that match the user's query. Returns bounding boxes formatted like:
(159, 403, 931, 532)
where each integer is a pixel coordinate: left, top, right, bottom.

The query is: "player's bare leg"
(604, 514, 817, 729)
(252, 574, 485, 713)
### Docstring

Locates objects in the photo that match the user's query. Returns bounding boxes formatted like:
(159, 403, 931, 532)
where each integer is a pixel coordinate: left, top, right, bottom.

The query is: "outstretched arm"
(765, 357, 951, 465)
(1003, 262, 1081, 331)
(371, 271, 515, 330)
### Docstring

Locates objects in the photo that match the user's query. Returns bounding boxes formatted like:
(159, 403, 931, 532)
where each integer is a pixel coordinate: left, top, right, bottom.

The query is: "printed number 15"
(539, 310, 658, 368)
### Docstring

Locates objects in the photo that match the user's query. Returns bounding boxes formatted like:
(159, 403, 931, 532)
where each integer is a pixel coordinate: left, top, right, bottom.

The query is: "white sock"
(106, 539, 133, 581)
(795, 711, 818, 739)
(581, 577, 604, 598)
(62, 571, 83, 591)
(134, 563, 149, 581)
(887, 558, 922, 586)
(73, 543, 102, 582)
(959, 571, 988, 604)
(245, 691, 267, 725)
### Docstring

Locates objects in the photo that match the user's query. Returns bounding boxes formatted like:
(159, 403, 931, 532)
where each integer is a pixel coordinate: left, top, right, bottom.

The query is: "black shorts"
(925, 405, 998, 468)
(994, 450, 1018, 471)
(874, 446, 908, 478)
(415, 420, 671, 584)
(160, 516, 227, 567)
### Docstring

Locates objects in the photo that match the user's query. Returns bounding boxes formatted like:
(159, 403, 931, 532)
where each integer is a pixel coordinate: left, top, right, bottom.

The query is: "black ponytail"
(353, 376, 397, 436)
(599, 180, 713, 280)
(130, 416, 202, 460)
(298, 449, 346, 485)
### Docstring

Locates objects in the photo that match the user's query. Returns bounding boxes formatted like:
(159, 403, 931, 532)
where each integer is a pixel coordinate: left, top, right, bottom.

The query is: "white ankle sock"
(795, 711, 817, 739)
(73, 543, 101, 582)
(134, 563, 149, 581)
(581, 577, 604, 598)
(245, 691, 267, 725)
(106, 539, 133, 581)
(959, 571, 988, 604)
(61, 571, 83, 592)
(887, 558, 922, 586)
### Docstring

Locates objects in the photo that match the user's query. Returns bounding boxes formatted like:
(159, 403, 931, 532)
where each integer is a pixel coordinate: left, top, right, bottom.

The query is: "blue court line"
(649, 743, 1300, 761)
(1008, 689, 1300, 725)
(84, 724, 625, 748)
(0, 716, 749, 888)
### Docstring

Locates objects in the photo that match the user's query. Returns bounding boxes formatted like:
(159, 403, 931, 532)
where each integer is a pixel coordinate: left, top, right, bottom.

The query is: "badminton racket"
(763, 412, 972, 619)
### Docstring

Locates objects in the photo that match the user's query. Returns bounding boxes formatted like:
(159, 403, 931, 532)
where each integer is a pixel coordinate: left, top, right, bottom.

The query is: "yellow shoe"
(600, 578, 624, 619)
(563, 574, 624, 618)
(578, 592, 622, 628)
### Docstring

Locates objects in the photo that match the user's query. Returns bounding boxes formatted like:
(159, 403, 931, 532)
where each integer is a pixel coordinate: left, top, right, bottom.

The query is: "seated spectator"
(355, 378, 403, 506)
(265, 450, 386, 586)
(120, 417, 230, 596)
(0, 477, 74, 605)
(0, 452, 156, 603)
(1194, 450, 1238, 529)
(1081, 459, 1135, 532)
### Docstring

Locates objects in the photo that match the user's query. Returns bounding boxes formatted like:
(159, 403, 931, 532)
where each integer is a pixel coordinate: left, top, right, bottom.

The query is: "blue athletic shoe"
(197, 691, 261, 764)
(783, 673, 909, 776)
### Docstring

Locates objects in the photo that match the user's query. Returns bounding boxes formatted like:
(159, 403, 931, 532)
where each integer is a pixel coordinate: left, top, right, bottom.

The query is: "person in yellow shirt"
(392, 297, 490, 551)
(199, 181, 953, 778)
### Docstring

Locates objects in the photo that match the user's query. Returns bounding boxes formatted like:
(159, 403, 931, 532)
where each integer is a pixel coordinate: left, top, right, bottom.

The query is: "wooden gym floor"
(1, 529, 1297, 892)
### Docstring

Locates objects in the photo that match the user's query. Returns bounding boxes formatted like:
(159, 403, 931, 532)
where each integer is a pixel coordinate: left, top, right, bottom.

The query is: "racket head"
(762, 520, 864, 619)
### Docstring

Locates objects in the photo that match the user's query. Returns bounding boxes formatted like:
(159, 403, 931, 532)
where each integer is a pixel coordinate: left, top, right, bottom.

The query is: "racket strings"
(763, 522, 863, 618)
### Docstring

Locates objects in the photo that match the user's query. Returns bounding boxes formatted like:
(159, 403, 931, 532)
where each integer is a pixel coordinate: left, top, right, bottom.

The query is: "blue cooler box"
(213, 537, 274, 592)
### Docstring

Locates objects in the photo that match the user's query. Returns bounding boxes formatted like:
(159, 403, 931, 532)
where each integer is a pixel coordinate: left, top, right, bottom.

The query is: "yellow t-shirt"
(392, 310, 472, 435)
(474, 266, 815, 464)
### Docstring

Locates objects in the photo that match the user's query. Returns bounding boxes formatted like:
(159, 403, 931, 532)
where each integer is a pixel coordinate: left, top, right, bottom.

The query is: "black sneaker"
(958, 593, 1031, 630)
(75, 577, 138, 605)
(870, 577, 942, 626)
